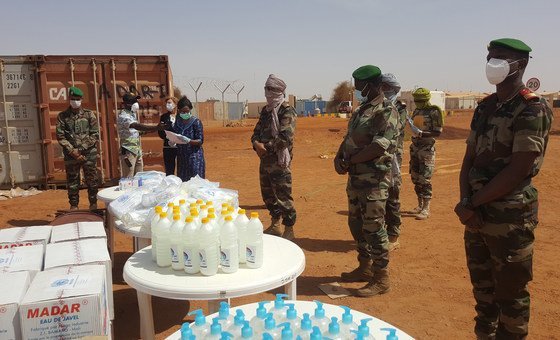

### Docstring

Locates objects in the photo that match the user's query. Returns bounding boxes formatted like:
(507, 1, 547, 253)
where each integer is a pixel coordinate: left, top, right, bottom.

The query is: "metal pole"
(91, 59, 105, 182)
(213, 83, 230, 126)
(234, 86, 245, 120)
(188, 81, 202, 116)
(0, 59, 16, 187)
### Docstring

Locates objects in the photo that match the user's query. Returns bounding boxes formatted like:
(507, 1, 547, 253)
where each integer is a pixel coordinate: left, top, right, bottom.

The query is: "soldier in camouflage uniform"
(406, 87, 444, 220)
(251, 74, 297, 241)
(334, 65, 399, 297)
(55, 87, 100, 210)
(455, 38, 553, 340)
(381, 74, 407, 251)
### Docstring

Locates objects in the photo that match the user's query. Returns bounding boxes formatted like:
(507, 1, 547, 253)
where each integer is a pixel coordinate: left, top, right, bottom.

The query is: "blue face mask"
(179, 112, 192, 120)
(384, 91, 398, 103)
(354, 84, 369, 103)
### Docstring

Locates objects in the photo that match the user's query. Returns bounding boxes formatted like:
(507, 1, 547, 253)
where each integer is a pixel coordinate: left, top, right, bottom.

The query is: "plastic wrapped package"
(109, 189, 144, 220)
(133, 171, 167, 188)
(181, 175, 220, 194)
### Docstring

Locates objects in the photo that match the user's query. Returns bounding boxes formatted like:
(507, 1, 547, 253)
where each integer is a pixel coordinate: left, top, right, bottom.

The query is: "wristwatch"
(460, 197, 474, 210)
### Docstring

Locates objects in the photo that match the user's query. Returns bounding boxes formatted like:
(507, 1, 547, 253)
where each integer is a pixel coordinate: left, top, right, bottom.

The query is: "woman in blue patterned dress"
(173, 96, 205, 180)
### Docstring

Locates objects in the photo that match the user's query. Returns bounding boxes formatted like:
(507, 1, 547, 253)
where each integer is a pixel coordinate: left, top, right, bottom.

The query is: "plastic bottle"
(246, 212, 264, 268)
(173, 206, 182, 220)
(190, 210, 201, 227)
(150, 205, 163, 230)
(208, 212, 221, 259)
(207, 317, 224, 339)
(339, 306, 359, 338)
(228, 206, 238, 220)
(249, 301, 270, 334)
(219, 209, 230, 227)
(356, 319, 374, 340)
(150, 207, 163, 262)
(170, 214, 186, 270)
(309, 301, 329, 334)
(179, 199, 188, 217)
(165, 202, 175, 219)
(277, 322, 294, 340)
(263, 333, 274, 340)
(217, 302, 234, 330)
(294, 313, 312, 340)
(262, 313, 280, 339)
(180, 322, 195, 340)
(235, 209, 250, 264)
(309, 326, 323, 340)
(325, 317, 342, 340)
(156, 212, 172, 267)
(182, 216, 200, 274)
(279, 304, 301, 331)
(268, 294, 289, 321)
(188, 309, 210, 338)
(221, 332, 233, 340)
(220, 216, 239, 273)
(198, 218, 219, 276)
(226, 309, 246, 338)
(208, 207, 216, 220)
(380, 328, 398, 340)
(199, 205, 208, 218)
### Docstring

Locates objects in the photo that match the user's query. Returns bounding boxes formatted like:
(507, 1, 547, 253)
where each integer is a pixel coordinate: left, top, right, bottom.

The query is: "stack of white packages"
(0, 244, 44, 280)
(50, 222, 107, 243)
(0, 226, 52, 252)
(44, 239, 113, 320)
(0, 271, 30, 339)
(19, 265, 109, 339)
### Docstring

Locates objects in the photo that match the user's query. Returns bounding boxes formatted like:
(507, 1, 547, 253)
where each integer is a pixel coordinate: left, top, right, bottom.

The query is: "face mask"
(166, 102, 175, 112)
(131, 102, 140, 113)
(70, 100, 82, 109)
(384, 91, 398, 103)
(414, 101, 428, 109)
(485, 58, 521, 85)
(354, 84, 370, 103)
(180, 112, 192, 120)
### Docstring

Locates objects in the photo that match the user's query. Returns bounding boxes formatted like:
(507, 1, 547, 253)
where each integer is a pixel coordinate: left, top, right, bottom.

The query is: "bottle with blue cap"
(226, 309, 246, 338)
(380, 327, 398, 340)
(180, 322, 195, 340)
(241, 321, 255, 339)
(294, 313, 312, 339)
(188, 309, 209, 338)
(309, 326, 323, 340)
(263, 333, 274, 340)
(278, 322, 294, 340)
(218, 302, 234, 330)
(250, 301, 270, 334)
(325, 317, 343, 340)
(220, 331, 233, 340)
(279, 304, 301, 330)
(207, 317, 225, 339)
(356, 318, 374, 340)
(268, 294, 289, 321)
(262, 313, 280, 339)
(309, 301, 329, 334)
(339, 306, 359, 337)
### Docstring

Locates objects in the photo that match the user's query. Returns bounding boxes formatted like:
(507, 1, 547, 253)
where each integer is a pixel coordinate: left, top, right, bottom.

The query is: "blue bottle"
(310, 326, 323, 340)
(325, 316, 342, 340)
(218, 301, 234, 330)
(180, 322, 195, 340)
(278, 322, 294, 340)
(268, 293, 290, 321)
(294, 313, 312, 339)
(188, 309, 209, 338)
(227, 309, 246, 338)
(309, 301, 329, 334)
(207, 317, 224, 339)
(339, 306, 359, 337)
(262, 313, 280, 338)
(250, 301, 271, 334)
(241, 321, 255, 339)
(356, 318, 374, 340)
(380, 327, 399, 340)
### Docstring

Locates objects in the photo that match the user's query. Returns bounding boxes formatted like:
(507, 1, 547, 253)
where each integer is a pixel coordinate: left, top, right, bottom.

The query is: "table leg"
(285, 278, 297, 300)
(137, 291, 155, 340)
(207, 298, 230, 314)
(135, 237, 151, 252)
(107, 213, 115, 268)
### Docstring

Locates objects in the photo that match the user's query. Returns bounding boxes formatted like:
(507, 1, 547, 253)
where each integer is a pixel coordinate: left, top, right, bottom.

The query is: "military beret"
(352, 65, 382, 81)
(488, 38, 532, 54)
(412, 87, 431, 101)
(68, 86, 83, 97)
(123, 92, 141, 104)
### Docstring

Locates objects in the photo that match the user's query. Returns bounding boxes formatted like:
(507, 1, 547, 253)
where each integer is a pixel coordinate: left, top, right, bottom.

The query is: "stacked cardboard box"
(0, 271, 30, 339)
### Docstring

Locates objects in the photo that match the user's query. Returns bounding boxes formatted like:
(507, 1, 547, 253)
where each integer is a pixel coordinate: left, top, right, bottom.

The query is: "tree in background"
(328, 80, 353, 112)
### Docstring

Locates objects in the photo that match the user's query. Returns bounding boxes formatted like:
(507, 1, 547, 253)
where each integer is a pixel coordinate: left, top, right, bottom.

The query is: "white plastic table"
(97, 186, 124, 265)
(123, 235, 305, 340)
(165, 300, 415, 339)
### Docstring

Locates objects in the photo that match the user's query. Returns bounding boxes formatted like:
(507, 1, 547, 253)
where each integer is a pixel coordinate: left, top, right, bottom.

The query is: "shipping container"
(0, 55, 173, 188)
(227, 102, 244, 120)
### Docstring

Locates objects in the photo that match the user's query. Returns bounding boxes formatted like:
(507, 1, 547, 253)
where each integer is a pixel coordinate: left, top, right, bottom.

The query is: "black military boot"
(341, 256, 374, 282)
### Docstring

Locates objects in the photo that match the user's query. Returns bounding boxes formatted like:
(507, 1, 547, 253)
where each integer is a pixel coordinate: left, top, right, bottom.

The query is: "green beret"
(413, 88, 431, 101)
(352, 65, 382, 81)
(488, 38, 532, 54)
(69, 86, 83, 97)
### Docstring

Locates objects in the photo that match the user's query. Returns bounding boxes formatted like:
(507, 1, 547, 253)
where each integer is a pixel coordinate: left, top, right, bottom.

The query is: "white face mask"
(485, 58, 520, 85)
(131, 102, 140, 113)
(70, 100, 82, 109)
(166, 102, 175, 112)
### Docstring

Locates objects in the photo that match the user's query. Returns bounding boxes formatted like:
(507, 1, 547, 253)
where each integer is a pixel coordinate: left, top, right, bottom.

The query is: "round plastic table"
(165, 300, 414, 339)
(123, 234, 306, 340)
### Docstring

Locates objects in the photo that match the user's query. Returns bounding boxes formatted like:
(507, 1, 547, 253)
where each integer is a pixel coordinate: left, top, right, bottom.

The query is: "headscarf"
(264, 74, 290, 168)
(177, 96, 192, 110)
(412, 87, 431, 102)
(381, 73, 401, 103)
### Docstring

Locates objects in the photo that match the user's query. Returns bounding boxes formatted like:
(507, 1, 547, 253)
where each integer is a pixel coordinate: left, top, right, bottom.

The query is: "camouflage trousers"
(410, 142, 435, 199)
(464, 220, 535, 340)
(347, 182, 389, 270)
(64, 156, 100, 207)
(259, 161, 296, 227)
(385, 151, 402, 237)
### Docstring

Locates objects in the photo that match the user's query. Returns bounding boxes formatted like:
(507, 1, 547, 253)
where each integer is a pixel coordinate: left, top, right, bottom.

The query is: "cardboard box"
(0, 244, 44, 280)
(44, 239, 113, 320)
(0, 226, 52, 252)
(50, 222, 107, 243)
(0, 271, 30, 340)
(20, 265, 108, 339)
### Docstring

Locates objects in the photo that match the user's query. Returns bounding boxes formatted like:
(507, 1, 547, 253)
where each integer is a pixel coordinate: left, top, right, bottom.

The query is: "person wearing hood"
(251, 74, 297, 240)
(117, 92, 164, 178)
(158, 96, 179, 175)
(173, 96, 205, 181)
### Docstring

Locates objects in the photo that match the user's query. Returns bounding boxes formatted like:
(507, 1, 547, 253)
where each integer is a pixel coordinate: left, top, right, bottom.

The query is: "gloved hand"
(178, 135, 191, 144)
(407, 116, 422, 137)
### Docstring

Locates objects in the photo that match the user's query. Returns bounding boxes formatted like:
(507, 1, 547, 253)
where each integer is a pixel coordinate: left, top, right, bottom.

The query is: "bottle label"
(246, 245, 256, 264)
(170, 245, 179, 263)
(220, 248, 231, 267)
(199, 249, 207, 269)
(183, 248, 194, 268)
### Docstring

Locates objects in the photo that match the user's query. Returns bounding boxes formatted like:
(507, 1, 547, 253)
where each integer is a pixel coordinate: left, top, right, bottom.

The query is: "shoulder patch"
(519, 87, 540, 102)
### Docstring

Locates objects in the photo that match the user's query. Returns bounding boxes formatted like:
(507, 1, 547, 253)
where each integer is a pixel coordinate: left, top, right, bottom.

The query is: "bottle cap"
(208, 207, 215, 213)
(210, 317, 222, 335)
(196, 199, 203, 204)
(301, 313, 312, 330)
(190, 203, 197, 208)
(201, 217, 210, 224)
(225, 216, 233, 222)
(173, 214, 181, 221)
(341, 306, 353, 324)
(221, 210, 229, 216)
(208, 213, 216, 219)
(313, 300, 325, 318)
(167, 203, 174, 208)
(250, 212, 259, 218)
(241, 321, 253, 338)
(359, 318, 373, 336)
(222, 203, 229, 208)
(185, 216, 194, 223)
(155, 206, 163, 212)
(179, 199, 186, 204)
(273, 293, 288, 309)
(255, 301, 270, 319)
(380, 327, 398, 340)
(238, 209, 246, 214)
(218, 302, 230, 318)
(286, 304, 297, 320)
(187, 309, 206, 326)
(173, 206, 180, 211)
(228, 206, 235, 212)
(160, 212, 168, 218)
(328, 317, 340, 335)
(207, 201, 213, 205)
(264, 313, 275, 330)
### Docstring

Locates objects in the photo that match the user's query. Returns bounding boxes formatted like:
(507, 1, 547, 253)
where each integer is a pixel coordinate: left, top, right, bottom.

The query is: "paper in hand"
(165, 130, 189, 144)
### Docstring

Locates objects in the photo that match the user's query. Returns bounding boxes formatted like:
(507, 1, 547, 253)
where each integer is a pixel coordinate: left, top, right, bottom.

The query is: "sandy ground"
(1, 111, 559, 339)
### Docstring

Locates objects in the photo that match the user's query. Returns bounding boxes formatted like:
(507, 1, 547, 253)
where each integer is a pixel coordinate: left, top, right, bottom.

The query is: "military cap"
(488, 38, 532, 54)
(68, 86, 83, 97)
(352, 65, 382, 81)
(412, 87, 431, 101)
(123, 92, 141, 104)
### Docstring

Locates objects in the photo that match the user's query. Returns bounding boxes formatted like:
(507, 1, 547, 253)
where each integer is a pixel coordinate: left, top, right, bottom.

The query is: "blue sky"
(1, 0, 557, 101)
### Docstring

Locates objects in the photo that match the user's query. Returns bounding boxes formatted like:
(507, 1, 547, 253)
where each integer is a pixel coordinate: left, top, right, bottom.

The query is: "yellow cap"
(221, 210, 229, 216)
(208, 207, 215, 213)
(160, 212, 168, 218)
(208, 213, 216, 219)
(190, 203, 197, 208)
(250, 212, 259, 218)
(221, 203, 229, 208)
(191, 211, 199, 217)
(196, 199, 203, 204)
(207, 201, 213, 206)
(173, 214, 181, 221)
(179, 199, 186, 205)
(167, 203, 174, 208)
(228, 206, 235, 212)
(185, 216, 194, 223)
(201, 217, 209, 224)
(155, 206, 163, 213)
(200, 205, 207, 210)
(173, 206, 180, 211)
(225, 216, 233, 222)
(238, 209, 246, 214)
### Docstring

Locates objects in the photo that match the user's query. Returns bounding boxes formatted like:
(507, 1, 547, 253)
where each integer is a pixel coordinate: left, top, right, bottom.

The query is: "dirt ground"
(1, 112, 559, 339)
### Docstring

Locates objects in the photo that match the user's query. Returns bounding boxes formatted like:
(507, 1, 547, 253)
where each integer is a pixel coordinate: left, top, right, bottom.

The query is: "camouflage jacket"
(467, 88, 553, 196)
(394, 100, 408, 155)
(251, 104, 296, 164)
(411, 104, 443, 145)
(55, 107, 99, 160)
